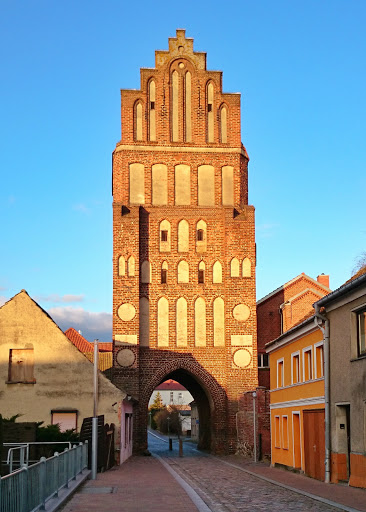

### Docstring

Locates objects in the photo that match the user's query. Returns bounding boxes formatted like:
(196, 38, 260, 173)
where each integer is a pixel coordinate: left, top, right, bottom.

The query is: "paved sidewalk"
(59, 455, 201, 512)
(217, 455, 366, 512)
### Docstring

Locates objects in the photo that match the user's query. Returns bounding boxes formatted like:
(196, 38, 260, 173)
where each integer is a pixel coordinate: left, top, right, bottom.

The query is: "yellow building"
(266, 316, 325, 480)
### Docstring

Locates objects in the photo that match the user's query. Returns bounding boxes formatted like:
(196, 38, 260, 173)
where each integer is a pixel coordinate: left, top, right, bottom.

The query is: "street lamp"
(92, 339, 99, 480)
(167, 416, 172, 451)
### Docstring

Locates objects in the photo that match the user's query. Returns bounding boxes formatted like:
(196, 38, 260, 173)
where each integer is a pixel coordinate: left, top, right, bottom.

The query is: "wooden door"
(303, 409, 325, 481)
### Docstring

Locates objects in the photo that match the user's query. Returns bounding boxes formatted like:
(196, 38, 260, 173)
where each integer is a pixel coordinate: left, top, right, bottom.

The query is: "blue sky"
(1, 1, 365, 341)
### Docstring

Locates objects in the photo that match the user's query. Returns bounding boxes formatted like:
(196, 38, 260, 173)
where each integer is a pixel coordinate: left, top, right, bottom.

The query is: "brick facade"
(112, 30, 257, 454)
(257, 273, 330, 387)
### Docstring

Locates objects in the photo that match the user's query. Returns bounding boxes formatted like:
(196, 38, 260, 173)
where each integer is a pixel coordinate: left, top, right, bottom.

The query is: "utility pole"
(91, 339, 99, 480)
(252, 391, 257, 463)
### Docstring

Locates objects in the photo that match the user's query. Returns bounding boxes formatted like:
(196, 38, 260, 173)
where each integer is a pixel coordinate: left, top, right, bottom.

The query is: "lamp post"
(167, 416, 172, 450)
(252, 391, 257, 463)
(91, 339, 99, 480)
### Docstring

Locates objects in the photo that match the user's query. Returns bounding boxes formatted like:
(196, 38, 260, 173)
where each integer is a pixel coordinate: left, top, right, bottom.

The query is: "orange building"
(266, 316, 326, 480)
(257, 272, 330, 388)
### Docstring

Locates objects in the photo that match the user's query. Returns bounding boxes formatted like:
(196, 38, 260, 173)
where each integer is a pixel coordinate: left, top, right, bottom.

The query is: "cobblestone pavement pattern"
(59, 434, 353, 512)
(163, 455, 339, 512)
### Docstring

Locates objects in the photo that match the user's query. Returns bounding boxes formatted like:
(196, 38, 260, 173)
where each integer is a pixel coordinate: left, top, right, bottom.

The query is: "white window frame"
(282, 415, 289, 450)
(292, 411, 302, 469)
(277, 358, 284, 388)
(314, 341, 324, 379)
(291, 351, 300, 384)
(274, 415, 281, 448)
(302, 346, 313, 382)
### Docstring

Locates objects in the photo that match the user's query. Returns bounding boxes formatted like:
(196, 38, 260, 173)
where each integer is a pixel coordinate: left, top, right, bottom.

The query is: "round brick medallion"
(178, 62, 185, 69)
(233, 349, 252, 368)
(233, 303, 250, 322)
(116, 348, 135, 368)
(117, 303, 136, 322)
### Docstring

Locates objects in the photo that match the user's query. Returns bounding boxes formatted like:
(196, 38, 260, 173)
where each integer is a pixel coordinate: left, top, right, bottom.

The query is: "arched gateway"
(112, 30, 257, 454)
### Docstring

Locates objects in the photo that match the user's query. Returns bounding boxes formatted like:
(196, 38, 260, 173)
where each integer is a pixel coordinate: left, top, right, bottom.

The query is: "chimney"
(317, 274, 330, 288)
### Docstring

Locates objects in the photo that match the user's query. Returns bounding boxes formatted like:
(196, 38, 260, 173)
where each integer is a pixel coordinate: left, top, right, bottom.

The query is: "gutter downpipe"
(314, 304, 330, 483)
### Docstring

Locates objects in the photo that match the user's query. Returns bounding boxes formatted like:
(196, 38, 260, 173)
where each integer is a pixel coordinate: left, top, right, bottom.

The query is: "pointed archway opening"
(146, 368, 216, 452)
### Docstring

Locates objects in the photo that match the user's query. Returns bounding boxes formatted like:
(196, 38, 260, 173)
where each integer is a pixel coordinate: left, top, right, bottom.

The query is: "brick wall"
(236, 387, 270, 459)
(112, 30, 257, 454)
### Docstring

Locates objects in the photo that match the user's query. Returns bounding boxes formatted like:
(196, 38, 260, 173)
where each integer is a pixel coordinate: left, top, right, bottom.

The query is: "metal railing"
(4, 442, 72, 474)
(0, 442, 88, 512)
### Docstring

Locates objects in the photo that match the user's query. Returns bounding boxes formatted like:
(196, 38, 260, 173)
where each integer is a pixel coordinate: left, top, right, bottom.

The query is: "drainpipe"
(314, 305, 330, 483)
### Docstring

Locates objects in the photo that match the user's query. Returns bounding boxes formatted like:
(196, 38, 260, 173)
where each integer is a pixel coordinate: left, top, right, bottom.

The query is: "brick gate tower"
(112, 30, 257, 454)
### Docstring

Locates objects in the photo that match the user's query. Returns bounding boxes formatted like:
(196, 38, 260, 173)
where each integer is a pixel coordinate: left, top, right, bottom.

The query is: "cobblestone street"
(58, 433, 365, 512)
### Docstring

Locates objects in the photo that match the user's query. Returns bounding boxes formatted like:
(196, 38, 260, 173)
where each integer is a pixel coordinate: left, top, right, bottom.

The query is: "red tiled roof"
(344, 265, 366, 285)
(65, 328, 112, 352)
(155, 379, 187, 391)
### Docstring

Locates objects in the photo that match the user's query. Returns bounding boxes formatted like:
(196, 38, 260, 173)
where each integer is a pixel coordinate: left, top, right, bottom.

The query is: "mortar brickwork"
(112, 30, 257, 454)
(257, 273, 330, 388)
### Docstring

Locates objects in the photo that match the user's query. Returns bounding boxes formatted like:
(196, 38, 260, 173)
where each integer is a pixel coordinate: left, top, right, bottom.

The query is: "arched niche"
(198, 165, 215, 206)
(152, 164, 168, 205)
(230, 257, 239, 277)
(195, 297, 206, 346)
(207, 81, 214, 143)
(242, 257, 251, 277)
(176, 297, 188, 347)
(213, 297, 225, 346)
(129, 163, 145, 204)
(212, 261, 222, 283)
(159, 219, 171, 252)
(177, 260, 189, 283)
(178, 219, 189, 252)
(222, 165, 234, 206)
(148, 79, 156, 141)
(171, 70, 179, 141)
(134, 100, 143, 141)
(196, 219, 207, 253)
(220, 105, 228, 143)
(118, 256, 125, 277)
(175, 164, 191, 205)
(157, 297, 169, 347)
(185, 71, 192, 142)
(127, 256, 135, 277)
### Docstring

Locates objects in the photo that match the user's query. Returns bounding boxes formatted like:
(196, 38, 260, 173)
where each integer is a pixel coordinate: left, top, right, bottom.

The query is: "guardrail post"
(54, 452, 59, 497)
(84, 440, 88, 469)
(21, 464, 29, 512)
(72, 445, 77, 480)
(78, 442, 83, 474)
(40, 456, 47, 510)
(64, 448, 69, 488)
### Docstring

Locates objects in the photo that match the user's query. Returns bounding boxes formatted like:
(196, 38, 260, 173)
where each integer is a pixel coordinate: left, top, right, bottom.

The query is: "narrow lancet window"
(172, 71, 179, 141)
(220, 105, 227, 143)
(185, 71, 192, 142)
(207, 82, 214, 142)
(149, 80, 156, 141)
(135, 101, 143, 141)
